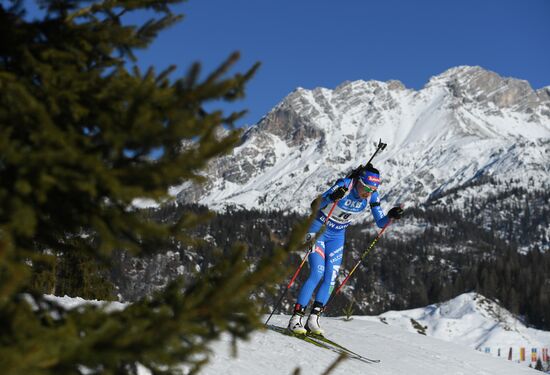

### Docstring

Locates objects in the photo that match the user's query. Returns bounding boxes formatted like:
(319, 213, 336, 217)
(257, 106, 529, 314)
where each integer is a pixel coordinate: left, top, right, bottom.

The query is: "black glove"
(329, 186, 347, 201)
(387, 206, 404, 220)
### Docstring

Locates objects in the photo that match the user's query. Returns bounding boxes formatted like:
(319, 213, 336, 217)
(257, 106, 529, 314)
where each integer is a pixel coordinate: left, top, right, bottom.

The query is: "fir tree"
(0, 1, 310, 374)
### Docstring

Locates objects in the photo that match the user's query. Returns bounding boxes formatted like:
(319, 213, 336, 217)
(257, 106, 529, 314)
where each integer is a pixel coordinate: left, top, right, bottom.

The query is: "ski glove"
(329, 186, 348, 201)
(388, 206, 404, 219)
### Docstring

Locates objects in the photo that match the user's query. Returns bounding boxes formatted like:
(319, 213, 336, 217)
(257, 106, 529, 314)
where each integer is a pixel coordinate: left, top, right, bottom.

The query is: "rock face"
(257, 95, 325, 147)
(175, 66, 549, 217)
(438, 66, 542, 113)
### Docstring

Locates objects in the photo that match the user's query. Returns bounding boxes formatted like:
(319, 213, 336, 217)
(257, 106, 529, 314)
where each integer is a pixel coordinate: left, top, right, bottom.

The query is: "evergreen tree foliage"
(0, 1, 310, 374)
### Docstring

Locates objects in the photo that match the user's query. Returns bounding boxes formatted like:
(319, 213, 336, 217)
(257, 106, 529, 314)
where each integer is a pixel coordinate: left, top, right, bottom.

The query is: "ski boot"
(288, 304, 307, 335)
(306, 301, 324, 336)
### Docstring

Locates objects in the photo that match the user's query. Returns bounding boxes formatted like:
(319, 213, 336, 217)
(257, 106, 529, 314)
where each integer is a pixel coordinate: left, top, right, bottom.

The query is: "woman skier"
(288, 164, 403, 335)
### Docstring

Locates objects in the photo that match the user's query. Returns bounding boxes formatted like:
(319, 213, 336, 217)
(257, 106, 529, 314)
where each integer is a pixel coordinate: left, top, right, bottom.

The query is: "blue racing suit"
(296, 177, 389, 307)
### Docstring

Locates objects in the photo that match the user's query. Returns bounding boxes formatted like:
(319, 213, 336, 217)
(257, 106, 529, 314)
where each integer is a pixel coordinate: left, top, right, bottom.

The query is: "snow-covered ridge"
(175, 66, 549, 218)
(378, 292, 550, 358)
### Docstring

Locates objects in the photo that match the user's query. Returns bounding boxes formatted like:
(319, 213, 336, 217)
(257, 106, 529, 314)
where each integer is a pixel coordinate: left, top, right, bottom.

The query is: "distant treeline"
(148, 193, 550, 330)
(33, 188, 550, 331)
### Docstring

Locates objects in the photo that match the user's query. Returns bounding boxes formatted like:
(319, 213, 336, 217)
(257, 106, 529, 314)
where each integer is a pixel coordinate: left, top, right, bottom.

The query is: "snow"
(202, 314, 541, 375)
(44, 294, 127, 313)
(378, 293, 550, 360)
(46, 293, 549, 375)
(177, 66, 550, 219)
(131, 198, 160, 209)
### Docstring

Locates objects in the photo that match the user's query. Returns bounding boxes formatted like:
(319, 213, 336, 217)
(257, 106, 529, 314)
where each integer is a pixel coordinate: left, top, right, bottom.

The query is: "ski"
(307, 332, 380, 363)
(266, 325, 333, 349)
(266, 325, 379, 364)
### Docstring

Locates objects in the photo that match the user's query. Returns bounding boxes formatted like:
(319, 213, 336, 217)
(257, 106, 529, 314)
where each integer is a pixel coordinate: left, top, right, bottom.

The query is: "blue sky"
(27, 0, 550, 126)
(130, 0, 549, 126)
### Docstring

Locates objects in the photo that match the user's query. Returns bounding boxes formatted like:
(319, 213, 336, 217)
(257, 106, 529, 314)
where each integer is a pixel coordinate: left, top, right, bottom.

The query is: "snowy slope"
(377, 293, 550, 362)
(175, 66, 550, 215)
(203, 314, 543, 375)
(47, 294, 550, 374)
(202, 293, 550, 374)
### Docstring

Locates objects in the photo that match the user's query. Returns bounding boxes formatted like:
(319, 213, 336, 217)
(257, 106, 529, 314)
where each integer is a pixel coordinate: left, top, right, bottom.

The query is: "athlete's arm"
(319, 178, 351, 207)
(369, 192, 390, 228)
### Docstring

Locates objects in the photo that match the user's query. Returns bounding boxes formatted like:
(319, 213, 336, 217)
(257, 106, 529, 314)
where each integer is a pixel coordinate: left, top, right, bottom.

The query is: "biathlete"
(288, 164, 403, 335)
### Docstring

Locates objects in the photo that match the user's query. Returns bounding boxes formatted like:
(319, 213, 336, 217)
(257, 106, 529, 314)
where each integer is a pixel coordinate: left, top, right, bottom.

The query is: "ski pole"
(324, 220, 392, 310)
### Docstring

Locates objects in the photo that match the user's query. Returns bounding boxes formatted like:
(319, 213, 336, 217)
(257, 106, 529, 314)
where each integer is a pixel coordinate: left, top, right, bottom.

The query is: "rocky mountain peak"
(255, 90, 324, 147)
(536, 87, 550, 117)
(175, 67, 549, 225)
(428, 66, 544, 115)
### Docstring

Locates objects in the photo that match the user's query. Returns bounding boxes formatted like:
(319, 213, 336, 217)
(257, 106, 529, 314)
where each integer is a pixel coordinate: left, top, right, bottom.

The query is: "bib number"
(338, 212, 351, 220)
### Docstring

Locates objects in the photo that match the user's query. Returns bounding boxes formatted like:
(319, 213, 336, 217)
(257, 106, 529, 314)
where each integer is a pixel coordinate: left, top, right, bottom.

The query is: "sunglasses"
(363, 185, 376, 193)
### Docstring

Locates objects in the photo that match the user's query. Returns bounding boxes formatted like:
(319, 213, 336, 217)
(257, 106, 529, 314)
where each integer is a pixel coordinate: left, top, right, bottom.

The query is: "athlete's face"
(356, 180, 377, 199)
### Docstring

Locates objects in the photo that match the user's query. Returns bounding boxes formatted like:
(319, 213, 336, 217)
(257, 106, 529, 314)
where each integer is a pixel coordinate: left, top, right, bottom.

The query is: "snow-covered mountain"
(171, 65, 549, 252)
(176, 65, 549, 215)
(378, 292, 550, 358)
(48, 293, 550, 374)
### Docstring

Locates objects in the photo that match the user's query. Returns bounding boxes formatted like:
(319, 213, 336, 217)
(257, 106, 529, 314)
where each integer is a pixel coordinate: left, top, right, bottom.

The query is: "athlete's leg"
(296, 240, 326, 307)
(303, 234, 344, 334)
(289, 227, 328, 333)
(313, 234, 345, 306)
